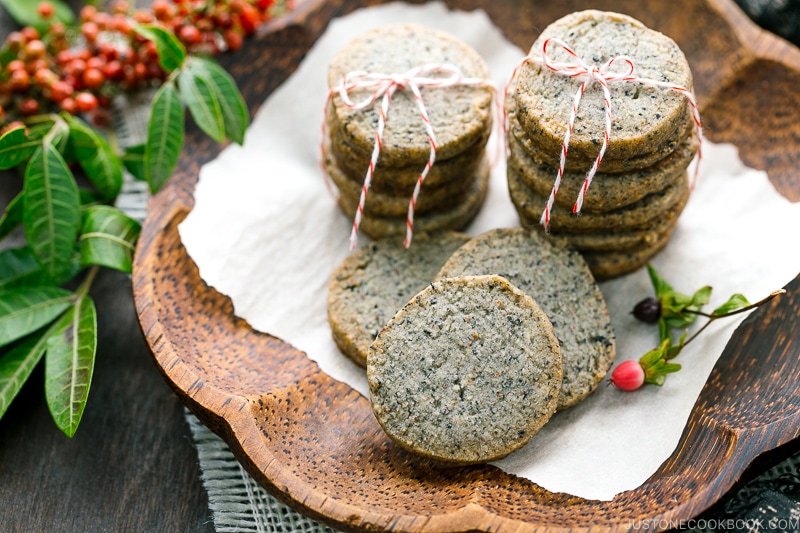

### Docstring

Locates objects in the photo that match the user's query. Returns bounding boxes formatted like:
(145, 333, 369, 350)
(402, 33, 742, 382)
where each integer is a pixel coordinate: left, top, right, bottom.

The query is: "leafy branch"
(0, 17, 249, 436)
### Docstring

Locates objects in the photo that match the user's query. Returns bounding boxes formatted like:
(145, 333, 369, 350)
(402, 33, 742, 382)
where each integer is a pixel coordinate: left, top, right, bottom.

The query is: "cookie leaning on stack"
(507, 10, 699, 279)
(324, 24, 495, 242)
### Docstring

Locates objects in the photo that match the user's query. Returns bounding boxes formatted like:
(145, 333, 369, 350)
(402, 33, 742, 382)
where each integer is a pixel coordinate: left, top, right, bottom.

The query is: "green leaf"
(65, 115, 123, 200)
(178, 66, 225, 143)
(122, 144, 146, 181)
(44, 294, 97, 438)
(133, 24, 186, 72)
(79, 206, 141, 273)
(713, 293, 751, 316)
(0, 127, 39, 170)
(0, 286, 73, 347)
(0, 192, 24, 241)
(691, 286, 712, 307)
(646, 264, 674, 298)
(145, 81, 184, 193)
(185, 57, 249, 144)
(23, 144, 81, 280)
(0, 247, 44, 290)
(0, 0, 75, 34)
(0, 330, 50, 420)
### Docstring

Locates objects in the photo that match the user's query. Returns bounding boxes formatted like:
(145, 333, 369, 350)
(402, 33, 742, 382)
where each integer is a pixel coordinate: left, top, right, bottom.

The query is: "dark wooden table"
(1, 1, 798, 532)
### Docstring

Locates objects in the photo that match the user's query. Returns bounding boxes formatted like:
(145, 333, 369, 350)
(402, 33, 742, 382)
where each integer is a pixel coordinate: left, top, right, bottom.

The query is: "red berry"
(56, 49, 73, 65)
(34, 68, 56, 87)
(86, 56, 105, 70)
(178, 25, 202, 45)
(7, 59, 26, 73)
(81, 21, 100, 42)
(82, 68, 105, 89)
(110, 0, 129, 15)
(610, 360, 645, 391)
(6, 32, 25, 51)
(111, 14, 132, 35)
(93, 12, 111, 30)
(239, 6, 259, 34)
(37, 2, 55, 19)
(48, 21, 66, 37)
(152, 0, 172, 21)
(65, 58, 87, 78)
(59, 97, 77, 113)
(257, 0, 273, 10)
(20, 27, 40, 42)
(18, 98, 40, 116)
(103, 60, 123, 81)
(50, 80, 74, 102)
(79, 5, 97, 22)
(26, 59, 48, 75)
(9, 70, 30, 91)
(133, 10, 154, 24)
(224, 30, 243, 52)
(24, 39, 46, 60)
(75, 92, 97, 112)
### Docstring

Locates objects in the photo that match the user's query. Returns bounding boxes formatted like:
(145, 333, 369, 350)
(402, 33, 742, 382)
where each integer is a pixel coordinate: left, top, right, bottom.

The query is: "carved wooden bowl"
(133, 0, 800, 530)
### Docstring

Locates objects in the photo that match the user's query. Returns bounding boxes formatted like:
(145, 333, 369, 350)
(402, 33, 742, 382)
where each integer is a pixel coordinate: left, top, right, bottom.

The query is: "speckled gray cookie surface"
(435, 228, 615, 410)
(508, 167, 690, 233)
(367, 275, 562, 464)
(328, 24, 493, 166)
(323, 133, 478, 217)
(507, 89, 693, 174)
(327, 231, 471, 368)
(338, 158, 490, 239)
(326, 110, 489, 194)
(513, 10, 693, 161)
(507, 128, 697, 213)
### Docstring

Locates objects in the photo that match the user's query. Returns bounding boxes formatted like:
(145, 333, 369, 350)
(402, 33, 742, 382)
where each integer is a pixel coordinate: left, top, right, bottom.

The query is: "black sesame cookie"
(517, 218, 679, 253)
(580, 234, 673, 280)
(327, 231, 472, 368)
(507, 129, 697, 213)
(326, 110, 489, 195)
(337, 158, 490, 240)
(506, 90, 694, 174)
(328, 24, 494, 167)
(436, 228, 615, 410)
(512, 10, 693, 162)
(507, 167, 690, 233)
(323, 133, 477, 217)
(367, 275, 562, 464)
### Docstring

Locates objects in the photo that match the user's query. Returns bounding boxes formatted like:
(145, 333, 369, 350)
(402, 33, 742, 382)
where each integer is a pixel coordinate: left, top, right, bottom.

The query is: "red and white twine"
(322, 64, 497, 249)
(504, 37, 703, 232)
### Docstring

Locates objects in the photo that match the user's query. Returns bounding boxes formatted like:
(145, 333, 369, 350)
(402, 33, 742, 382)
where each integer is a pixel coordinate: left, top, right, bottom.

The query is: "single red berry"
(111, 14, 132, 35)
(103, 60, 123, 81)
(56, 49, 73, 65)
(65, 58, 87, 77)
(6, 31, 25, 51)
(81, 21, 100, 42)
(93, 12, 111, 30)
(82, 68, 105, 89)
(9, 70, 30, 91)
(75, 92, 98, 112)
(48, 21, 67, 38)
(7, 59, 26, 73)
(152, 0, 172, 21)
(214, 11, 233, 29)
(133, 62, 146, 80)
(20, 27, 40, 42)
(18, 98, 40, 116)
(34, 68, 56, 87)
(24, 39, 46, 60)
(50, 80, 74, 102)
(178, 24, 202, 45)
(110, 0, 129, 15)
(59, 96, 77, 113)
(86, 56, 106, 70)
(610, 360, 645, 391)
(224, 30, 243, 52)
(37, 2, 55, 19)
(257, 0, 273, 10)
(239, 6, 259, 34)
(79, 5, 97, 22)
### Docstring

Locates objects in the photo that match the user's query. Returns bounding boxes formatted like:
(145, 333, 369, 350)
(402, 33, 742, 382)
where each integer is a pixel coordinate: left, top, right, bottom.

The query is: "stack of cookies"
(506, 10, 698, 280)
(324, 24, 495, 241)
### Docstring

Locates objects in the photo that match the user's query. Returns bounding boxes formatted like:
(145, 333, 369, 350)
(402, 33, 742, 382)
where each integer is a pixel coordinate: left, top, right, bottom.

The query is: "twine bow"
(322, 64, 496, 249)
(505, 37, 703, 232)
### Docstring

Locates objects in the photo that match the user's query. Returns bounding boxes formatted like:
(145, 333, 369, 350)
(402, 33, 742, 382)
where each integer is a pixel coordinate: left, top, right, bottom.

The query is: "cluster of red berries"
(0, 0, 292, 130)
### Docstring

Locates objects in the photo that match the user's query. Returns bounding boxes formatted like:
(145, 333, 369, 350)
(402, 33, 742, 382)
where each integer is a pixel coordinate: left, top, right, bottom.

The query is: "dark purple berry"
(632, 297, 661, 323)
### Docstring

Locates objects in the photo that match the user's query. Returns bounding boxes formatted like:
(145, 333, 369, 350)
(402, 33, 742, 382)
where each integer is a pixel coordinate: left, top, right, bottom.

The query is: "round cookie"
(328, 24, 494, 167)
(327, 109, 489, 194)
(367, 275, 562, 464)
(338, 158, 490, 239)
(323, 133, 477, 217)
(509, 107, 694, 174)
(508, 167, 690, 233)
(436, 228, 615, 410)
(507, 128, 697, 213)
(327, 231, 472, 368)
(517, 217, 679, 253)
(581, 235, 672, 280)
(512, 10, 693, 162)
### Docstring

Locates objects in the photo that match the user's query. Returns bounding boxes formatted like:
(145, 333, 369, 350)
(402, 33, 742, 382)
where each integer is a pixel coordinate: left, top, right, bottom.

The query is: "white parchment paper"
(178, 2, 800, 501)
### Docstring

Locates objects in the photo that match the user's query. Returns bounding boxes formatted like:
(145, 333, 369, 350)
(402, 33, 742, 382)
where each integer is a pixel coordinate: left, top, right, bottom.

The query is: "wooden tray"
(133, 0, 800, 531)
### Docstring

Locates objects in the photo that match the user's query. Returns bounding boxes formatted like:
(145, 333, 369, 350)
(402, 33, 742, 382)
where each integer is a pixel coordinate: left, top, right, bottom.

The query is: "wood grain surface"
(132, 0, 800, 531)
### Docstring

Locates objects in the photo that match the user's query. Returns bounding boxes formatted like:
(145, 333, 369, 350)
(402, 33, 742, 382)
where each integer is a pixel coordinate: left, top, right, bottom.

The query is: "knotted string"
(504, 37, 703, 232)
(322, 64, 497, 249)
